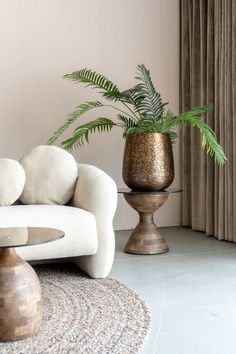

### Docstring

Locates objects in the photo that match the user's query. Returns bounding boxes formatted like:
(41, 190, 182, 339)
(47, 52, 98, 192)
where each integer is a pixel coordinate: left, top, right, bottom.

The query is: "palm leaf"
(175, 110, 226, 165)
(61, 118, 115, 150)
(117, 114, 137, 128)
(123, 118, 163, 137)
(180, 105, 214, 117)
(127, 64, 167, 119)
(64, 68, 122, 101)
(160, 110, 178, 133)
(120, 88, 143, 106)
(47, 101, 103, 145)
(116, 114, 138, 137)
(156, 105, 225, 164)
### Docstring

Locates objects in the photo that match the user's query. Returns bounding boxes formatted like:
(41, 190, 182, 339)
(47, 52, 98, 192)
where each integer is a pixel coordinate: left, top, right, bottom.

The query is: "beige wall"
(0, 0, 180, 230)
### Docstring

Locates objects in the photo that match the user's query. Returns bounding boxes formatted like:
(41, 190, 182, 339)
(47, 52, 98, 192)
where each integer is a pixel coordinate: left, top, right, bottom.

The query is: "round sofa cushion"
(0, 158, 26, 206)
(19, 145, 78, 205)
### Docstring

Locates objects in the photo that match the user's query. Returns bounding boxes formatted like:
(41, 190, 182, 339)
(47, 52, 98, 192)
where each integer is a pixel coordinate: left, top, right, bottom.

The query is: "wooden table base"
(124, 193, 169, 255)
(0, 248, 43, 342)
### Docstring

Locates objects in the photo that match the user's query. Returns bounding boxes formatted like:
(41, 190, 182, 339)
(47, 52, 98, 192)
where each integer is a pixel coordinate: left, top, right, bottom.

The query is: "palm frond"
(182, 104, 213, 117)
(61, 118, 115, 150)
(123, 118, 163, 137)
(159, 110, 177, 133)
(158, 111, 178, 143)
(47, 101, 103, 145)
(127, 64, 167, 119)
(120, 87, 144, 107)
(175, 110, 226, 165)
(168, 131, 178, 143)
(64, 68, 122, 101)
(117, 114, 137, 128)
(155, 105, 225, 164)
(116, 114, 138, 137)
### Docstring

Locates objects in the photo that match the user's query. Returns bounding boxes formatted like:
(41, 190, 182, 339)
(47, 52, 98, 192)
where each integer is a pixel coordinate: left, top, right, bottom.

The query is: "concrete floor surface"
(111, 227, 236, 354)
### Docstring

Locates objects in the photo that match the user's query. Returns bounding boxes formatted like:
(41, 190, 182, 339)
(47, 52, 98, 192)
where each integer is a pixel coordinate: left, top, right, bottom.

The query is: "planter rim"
(125, 132, 170, 139)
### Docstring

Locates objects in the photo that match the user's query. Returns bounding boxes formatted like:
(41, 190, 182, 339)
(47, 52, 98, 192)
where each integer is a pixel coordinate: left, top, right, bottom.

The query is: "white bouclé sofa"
(0, 162, 117, 279)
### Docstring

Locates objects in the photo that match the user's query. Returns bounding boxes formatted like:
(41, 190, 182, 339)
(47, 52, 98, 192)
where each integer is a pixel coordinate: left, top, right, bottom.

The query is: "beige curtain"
(180, 0, 236, 240)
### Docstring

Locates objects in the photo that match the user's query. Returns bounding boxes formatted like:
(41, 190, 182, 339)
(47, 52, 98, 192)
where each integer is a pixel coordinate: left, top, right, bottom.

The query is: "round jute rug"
(0, 264, 151, 354)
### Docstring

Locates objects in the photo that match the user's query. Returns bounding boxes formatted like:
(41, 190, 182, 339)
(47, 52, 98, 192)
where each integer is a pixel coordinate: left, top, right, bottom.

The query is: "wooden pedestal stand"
(119, 188, 181, 255)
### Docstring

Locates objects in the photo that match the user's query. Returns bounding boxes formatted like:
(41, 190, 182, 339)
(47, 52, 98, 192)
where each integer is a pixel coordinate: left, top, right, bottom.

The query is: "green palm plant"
(48, 64, 226, 165)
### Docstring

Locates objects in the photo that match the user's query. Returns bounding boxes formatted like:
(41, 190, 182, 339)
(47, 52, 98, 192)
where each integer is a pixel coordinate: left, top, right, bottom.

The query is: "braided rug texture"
(0, 264, 151, 354)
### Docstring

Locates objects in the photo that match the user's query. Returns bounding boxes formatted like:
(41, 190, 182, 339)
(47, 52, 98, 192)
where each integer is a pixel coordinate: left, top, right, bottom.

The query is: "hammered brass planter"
(122, 133, 174, 191)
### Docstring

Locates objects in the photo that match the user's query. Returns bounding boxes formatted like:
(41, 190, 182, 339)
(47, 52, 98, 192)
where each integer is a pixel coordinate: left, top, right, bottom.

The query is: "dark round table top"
(118, 187, 182, 195)
(0, 227, 64, 248)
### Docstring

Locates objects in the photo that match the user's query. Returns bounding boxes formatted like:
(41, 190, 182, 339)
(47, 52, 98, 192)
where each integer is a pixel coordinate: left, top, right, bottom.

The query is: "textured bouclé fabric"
(20, 145, 78, 205)
(0, 158, 25, 206)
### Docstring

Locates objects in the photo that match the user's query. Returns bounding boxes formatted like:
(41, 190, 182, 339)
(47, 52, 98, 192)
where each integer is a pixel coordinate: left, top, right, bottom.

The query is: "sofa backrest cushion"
(19, 145, 78, 205)
(0, 158, 26, 206)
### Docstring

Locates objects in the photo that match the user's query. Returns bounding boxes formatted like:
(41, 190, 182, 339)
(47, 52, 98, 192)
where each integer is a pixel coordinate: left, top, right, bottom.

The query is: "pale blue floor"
(111, 227, 236, 354)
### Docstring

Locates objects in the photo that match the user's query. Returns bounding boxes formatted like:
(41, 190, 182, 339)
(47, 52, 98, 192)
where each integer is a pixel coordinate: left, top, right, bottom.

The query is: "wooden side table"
(118, 188, 181, 255)
(0, 227, 64, 342)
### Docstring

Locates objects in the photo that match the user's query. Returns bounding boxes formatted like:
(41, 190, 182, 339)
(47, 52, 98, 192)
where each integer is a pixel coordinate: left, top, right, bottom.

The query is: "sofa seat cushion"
(0, 205, 97, 261)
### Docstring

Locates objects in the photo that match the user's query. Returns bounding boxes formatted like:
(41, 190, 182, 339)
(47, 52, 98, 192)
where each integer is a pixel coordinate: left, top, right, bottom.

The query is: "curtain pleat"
(180, 0, 236, 241)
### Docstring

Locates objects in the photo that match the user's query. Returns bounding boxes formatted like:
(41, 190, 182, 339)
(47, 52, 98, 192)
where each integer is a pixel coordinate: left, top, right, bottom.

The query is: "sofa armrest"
(73, 164, 117, 220)
(72, 163, 117, 278)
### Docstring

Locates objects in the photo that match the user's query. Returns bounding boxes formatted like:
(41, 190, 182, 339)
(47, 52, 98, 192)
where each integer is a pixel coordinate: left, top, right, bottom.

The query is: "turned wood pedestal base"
(0, 226, 64, 342)
(0, 248, 43, 342)
(123, 193, 169, 255)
